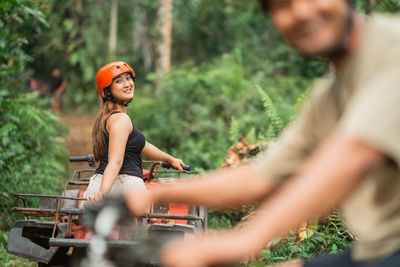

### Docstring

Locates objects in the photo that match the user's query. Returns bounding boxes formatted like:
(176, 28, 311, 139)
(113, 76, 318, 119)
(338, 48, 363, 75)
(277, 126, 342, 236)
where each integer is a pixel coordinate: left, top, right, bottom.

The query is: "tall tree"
(132, 4, 153, 71)
(109, 0, 118, 60)
(156, 0, 173, 85)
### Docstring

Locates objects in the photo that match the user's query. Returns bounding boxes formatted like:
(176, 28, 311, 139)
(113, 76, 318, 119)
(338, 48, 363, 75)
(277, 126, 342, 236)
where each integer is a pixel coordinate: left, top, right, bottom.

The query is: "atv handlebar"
(160, 161, 191, 171)
(69, 154, 96, 167)
(146, 161, 194, 183)
(68, 156, 191, 171)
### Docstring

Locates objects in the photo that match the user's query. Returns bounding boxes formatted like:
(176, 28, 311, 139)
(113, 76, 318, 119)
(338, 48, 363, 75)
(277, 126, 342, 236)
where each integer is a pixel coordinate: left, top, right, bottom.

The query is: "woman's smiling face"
(110, 72, 135, 102)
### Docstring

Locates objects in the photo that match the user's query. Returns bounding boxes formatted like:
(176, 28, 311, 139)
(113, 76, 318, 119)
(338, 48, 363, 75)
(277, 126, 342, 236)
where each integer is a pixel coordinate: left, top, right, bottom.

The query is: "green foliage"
(30, 0, 161, 111)
(229, 117, 240, 143)
(0, 90, 68, 230)
(0, 0, 48, 91)
(129, 49, 314, 170)
(130, 51, 251, 170)
(0, 0, 67, 233)
(249, 214, 353, 266)
(209, 206, 257, 235)
(374, 0, 400, 13)
(256, 85, 283, 139)
(18, 0, 398, 112)
(31, 0, 110, 111)
(208, 205, 256, 229)
(172, 0, 267, 63)
(0, 3, 69, 266)
(356, 0, 400, 14)
(28, 0, 329, 111)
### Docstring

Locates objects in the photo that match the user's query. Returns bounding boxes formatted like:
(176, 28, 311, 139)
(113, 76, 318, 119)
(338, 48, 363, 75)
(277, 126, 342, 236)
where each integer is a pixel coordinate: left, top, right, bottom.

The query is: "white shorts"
(82, 173, 146, 208)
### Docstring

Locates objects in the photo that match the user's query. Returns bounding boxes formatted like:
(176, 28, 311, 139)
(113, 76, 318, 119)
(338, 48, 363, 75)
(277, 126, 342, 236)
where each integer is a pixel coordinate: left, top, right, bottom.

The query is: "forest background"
(1, 0, 399, 266)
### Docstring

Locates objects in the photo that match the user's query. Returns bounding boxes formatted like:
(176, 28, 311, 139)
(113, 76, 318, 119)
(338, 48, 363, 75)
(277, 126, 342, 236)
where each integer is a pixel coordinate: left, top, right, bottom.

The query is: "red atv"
(7, 155, 207, 266)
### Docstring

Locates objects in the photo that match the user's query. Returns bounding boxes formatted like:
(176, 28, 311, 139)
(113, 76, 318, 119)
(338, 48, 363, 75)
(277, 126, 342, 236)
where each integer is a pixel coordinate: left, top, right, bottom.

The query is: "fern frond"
(229, 116, 240, 143)
(256, 85, 283, 139)
(293, 88, 310, 116)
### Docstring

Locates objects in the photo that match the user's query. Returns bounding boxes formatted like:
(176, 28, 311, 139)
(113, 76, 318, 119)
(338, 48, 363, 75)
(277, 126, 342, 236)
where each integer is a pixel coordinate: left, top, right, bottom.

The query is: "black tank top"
(95, 111, 146, 178)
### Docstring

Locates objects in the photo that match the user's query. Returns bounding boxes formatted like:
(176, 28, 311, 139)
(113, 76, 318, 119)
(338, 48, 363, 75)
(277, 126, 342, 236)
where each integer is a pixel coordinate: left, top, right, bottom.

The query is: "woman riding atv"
(84, 61, 184, 205)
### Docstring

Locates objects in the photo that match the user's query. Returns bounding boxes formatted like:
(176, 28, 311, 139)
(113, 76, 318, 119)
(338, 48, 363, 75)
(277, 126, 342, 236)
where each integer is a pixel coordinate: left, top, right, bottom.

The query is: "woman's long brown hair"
(92, 88, 118, 162)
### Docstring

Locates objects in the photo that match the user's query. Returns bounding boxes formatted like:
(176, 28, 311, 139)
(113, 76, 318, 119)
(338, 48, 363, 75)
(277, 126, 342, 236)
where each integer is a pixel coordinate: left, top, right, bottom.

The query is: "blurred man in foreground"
(126, 0, 400, 266)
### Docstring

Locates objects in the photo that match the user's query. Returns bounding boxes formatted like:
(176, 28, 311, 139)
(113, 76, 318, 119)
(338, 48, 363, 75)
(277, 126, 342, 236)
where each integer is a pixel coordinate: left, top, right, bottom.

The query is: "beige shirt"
(256, 15, 400, 262)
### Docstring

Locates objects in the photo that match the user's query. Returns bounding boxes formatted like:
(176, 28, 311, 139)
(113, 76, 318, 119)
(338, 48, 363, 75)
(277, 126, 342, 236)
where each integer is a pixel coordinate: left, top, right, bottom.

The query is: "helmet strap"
(103, 88, 132, 107)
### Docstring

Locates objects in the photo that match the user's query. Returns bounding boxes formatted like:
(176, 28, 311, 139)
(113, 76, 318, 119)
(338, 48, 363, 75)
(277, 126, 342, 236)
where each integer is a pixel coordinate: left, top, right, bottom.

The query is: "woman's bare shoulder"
(107, 112, 132, 132)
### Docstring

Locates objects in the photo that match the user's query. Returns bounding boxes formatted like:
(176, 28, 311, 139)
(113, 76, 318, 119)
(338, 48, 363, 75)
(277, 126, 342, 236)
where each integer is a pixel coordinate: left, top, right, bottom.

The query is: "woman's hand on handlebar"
(87, 191, 105, 203)
(169, 157, 184, 172)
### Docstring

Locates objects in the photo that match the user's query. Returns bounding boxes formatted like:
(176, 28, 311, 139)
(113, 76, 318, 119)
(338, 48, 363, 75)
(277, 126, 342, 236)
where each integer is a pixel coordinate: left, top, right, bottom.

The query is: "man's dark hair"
(259, 0, 356, 12)
(259, 0, 268, 12)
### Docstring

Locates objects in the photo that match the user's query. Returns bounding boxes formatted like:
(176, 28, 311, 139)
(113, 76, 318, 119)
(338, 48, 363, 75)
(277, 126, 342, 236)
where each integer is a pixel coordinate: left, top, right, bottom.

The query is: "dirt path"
(61, 115, 95, 173)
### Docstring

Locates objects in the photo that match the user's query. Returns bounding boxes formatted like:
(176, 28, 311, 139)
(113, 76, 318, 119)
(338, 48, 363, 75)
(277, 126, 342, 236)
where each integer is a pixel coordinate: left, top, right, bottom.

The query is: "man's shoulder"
(294, 74, 336, 115)
(371, 14, 400, 29)
(309, 74, 335, 100)
(354, 14, 400, 80)
(369, 14, 400, 41)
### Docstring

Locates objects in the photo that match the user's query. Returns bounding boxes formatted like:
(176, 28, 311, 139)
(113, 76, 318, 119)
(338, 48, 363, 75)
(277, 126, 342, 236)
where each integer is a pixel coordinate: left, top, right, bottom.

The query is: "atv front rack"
(12, 193, 206, 229)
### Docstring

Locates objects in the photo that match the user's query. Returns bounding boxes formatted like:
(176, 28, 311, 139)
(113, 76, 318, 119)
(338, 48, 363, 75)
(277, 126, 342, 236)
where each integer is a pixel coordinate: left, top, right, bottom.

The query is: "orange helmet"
(95, 61, 136, 98)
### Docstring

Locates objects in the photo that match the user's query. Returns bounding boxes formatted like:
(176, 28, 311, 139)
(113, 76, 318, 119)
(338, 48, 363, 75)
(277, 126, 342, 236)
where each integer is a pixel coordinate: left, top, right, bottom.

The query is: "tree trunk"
(108, 0, 118, 60)
(132, 5, 153, 71)
(156, 0, 173, 86)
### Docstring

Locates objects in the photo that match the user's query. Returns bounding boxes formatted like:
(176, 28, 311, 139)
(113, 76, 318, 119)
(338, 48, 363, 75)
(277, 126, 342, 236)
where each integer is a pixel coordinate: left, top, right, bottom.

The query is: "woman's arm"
(142, 141, 184, 171)
(87, 113, 131, 202)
